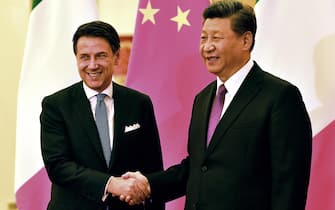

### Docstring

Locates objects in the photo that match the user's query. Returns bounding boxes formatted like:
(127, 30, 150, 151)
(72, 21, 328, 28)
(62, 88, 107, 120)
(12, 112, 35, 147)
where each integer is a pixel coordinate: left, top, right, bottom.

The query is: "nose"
(88, 58, 98, 69)
(203, 41, 215, 52)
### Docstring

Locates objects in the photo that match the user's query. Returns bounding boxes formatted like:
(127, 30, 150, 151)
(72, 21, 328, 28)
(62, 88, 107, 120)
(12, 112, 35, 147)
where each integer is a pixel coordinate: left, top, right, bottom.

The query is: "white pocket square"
(124, 123, 141, 133)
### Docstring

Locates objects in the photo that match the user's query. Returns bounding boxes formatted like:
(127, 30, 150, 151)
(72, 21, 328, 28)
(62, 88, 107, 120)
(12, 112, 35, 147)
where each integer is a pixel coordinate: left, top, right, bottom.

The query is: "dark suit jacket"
(148, 62, 312, 210)
(40, 81, 164, 210)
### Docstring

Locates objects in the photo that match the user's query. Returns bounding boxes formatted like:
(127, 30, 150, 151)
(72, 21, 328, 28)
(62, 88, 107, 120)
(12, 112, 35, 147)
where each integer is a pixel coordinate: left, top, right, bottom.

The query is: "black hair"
(72, 20, 120, 54)
(203, 0, 257, 50)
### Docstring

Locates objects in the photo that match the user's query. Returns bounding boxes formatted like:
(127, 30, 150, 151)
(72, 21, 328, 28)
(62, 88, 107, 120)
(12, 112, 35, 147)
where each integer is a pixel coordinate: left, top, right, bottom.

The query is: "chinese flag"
(126, 0, 212, 209)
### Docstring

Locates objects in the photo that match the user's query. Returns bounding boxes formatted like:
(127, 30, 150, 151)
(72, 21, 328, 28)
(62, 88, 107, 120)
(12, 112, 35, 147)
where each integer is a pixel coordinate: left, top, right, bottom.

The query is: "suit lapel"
(109, 83, 124, 168)
(198, 82, 217, 154)
(72, 82, 107, 166)
(205, 63, 264, 155)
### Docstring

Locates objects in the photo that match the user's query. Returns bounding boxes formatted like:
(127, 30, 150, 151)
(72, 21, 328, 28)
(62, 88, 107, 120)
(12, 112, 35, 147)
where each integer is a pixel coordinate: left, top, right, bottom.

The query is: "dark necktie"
(95, 93, 111, 166)
(207, 84, 227, 146)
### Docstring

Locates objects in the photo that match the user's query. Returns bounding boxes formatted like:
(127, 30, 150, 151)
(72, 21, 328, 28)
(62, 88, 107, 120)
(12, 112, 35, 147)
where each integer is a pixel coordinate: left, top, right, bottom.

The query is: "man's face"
(76, 36, 119, 92)
(200, 18, 246, 81)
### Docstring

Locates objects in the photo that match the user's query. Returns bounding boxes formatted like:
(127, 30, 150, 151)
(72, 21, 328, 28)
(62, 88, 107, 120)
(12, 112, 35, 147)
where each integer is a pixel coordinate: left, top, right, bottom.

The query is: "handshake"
(107, 171, 150, 205)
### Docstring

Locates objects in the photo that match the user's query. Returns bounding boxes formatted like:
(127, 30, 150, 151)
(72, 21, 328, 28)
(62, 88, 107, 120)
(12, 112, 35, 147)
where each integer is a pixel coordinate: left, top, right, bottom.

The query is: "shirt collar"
(83, 82, 113, 100)
(216, 59, 254, 95)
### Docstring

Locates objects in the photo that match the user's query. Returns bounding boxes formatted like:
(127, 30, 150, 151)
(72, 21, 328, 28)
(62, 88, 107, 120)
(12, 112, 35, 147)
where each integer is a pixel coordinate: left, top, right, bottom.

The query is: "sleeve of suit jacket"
(40, 93, 110, 203)
(132, 93, 165, 210)
(147, 157, 189, 202)
(40, 83, 165, 210)
(148, 78, 312, 209)
(269, 84, 312, 210)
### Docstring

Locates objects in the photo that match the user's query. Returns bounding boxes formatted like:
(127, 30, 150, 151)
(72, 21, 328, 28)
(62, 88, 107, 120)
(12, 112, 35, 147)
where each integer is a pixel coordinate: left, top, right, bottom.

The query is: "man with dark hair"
(122, 1, 312, 209)
(40, 20, 164, 210)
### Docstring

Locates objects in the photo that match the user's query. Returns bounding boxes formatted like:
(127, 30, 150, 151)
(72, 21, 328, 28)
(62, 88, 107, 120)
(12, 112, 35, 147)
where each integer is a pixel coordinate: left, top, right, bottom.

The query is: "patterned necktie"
(95, 93, 111, 166)
(207, 84, 227, 146)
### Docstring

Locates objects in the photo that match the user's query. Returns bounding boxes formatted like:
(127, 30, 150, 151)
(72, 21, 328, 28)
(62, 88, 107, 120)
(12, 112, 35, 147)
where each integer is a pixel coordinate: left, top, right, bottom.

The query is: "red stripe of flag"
(306, 120, 335, 210)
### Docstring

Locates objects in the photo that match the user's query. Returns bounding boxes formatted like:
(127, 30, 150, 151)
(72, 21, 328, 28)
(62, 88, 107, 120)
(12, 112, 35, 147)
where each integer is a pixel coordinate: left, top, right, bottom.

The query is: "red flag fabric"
(306, 120, 335, 209)
(126, 0, 212, 209)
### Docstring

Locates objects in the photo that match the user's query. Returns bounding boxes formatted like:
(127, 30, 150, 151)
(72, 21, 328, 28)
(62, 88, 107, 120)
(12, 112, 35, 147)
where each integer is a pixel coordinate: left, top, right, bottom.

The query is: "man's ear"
(114, 50, 120, 65)
(242, 31, 253, 51)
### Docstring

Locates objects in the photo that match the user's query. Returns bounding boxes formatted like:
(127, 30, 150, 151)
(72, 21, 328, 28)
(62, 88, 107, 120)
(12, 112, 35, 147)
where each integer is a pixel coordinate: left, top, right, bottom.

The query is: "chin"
(207, 69, 219, 75)
(87, 83, 102, 91)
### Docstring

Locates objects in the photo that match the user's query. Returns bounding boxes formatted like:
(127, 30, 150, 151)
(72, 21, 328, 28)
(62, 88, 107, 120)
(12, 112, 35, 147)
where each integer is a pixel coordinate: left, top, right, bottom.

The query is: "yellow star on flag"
(139, 0, 160, 24)
(170, 6, 191, 32)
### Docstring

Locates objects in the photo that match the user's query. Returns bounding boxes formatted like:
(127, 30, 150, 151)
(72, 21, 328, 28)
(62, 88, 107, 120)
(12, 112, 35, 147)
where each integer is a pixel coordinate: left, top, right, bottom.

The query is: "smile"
(206, 56, 219, 61)
(87, 71, 102, 78)
(88, 71, 101, 75)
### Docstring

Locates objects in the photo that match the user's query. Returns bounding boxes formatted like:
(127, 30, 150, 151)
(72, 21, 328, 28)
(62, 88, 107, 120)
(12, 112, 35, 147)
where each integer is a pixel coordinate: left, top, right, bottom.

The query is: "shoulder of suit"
(43, 81, 82, 101)
(252, 65, 300, 96)
(196, 80, 217, 97)
(260, 69, 296, 89)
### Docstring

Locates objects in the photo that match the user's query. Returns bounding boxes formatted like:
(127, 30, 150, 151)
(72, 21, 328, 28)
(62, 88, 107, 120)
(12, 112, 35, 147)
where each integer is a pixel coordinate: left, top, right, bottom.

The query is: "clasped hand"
(107, 171, 150, 205)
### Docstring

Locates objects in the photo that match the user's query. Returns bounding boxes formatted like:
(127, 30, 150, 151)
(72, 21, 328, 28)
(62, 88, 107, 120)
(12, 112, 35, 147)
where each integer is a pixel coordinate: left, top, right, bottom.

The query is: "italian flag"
(15, 0, 97, 209)
(254, 1, 335, 209)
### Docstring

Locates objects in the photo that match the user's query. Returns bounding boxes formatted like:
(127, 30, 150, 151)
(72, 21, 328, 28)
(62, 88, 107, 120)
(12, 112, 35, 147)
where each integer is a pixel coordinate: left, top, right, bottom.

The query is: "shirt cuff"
(102, 176, 113, 201)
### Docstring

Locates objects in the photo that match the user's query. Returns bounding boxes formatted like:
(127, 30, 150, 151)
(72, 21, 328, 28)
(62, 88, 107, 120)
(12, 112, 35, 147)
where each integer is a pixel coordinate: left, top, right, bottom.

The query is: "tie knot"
(218, 84, 227, 96)
(96, 93, 106, 103)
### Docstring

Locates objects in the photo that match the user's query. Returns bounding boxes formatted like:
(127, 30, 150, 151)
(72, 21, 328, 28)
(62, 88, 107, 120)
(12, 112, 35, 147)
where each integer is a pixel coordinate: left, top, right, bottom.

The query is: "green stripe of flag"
(32, 0, 42, 10)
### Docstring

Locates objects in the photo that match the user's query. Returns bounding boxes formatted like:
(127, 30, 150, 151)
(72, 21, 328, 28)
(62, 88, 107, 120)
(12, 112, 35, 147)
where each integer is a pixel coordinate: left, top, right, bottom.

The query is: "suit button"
(201, 166, 207, 172)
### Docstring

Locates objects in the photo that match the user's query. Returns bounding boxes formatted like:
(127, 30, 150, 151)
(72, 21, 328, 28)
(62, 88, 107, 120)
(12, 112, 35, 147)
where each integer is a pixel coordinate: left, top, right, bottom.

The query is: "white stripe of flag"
(15, 0, 98, 209)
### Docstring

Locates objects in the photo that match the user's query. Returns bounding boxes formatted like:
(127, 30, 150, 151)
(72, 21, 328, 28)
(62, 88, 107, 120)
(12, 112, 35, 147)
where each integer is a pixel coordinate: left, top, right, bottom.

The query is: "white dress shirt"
(82, 82, 115, 201)
(216, 59, 254, 118)
(83, 82, 114, 152)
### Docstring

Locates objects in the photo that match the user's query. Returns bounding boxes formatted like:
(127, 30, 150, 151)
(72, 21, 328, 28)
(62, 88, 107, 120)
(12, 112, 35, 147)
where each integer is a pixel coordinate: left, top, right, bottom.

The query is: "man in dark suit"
(122, 1, 312, 209)
(40, 21, 164, 210)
